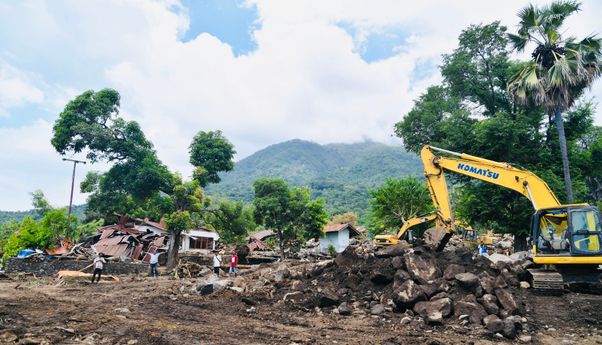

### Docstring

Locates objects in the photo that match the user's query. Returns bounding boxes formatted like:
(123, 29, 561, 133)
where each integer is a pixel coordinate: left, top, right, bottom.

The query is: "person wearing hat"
(212, 250, 222, 276)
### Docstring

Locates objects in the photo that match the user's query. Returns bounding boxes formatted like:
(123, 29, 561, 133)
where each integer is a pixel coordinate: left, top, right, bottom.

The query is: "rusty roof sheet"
(249, 230, 275, 241)
(92, 235, 137, 257)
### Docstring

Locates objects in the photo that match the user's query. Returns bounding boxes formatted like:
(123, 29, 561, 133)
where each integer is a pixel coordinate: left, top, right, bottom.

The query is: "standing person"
(229, 250, 238, 276)
(478, 242, 487, 256)
(83, 254, 106, 283)
(148, 251, 162, 278)
(213, 250, 222, 276)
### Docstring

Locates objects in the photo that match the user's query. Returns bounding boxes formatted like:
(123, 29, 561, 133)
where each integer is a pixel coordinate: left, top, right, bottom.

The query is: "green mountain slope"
(0, 204, 87, 226)
(205, 139, 423, 219)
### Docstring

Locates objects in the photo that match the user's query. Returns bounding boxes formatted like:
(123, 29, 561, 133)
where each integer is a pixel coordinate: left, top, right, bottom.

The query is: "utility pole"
(62, 158, 87, 216)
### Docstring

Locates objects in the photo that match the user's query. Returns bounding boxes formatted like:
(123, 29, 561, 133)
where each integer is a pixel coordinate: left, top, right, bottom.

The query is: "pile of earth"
(257, 242, 533, 340)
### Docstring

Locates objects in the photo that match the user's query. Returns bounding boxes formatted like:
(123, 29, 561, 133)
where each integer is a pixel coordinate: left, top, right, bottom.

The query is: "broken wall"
(5, 257, 148, 276)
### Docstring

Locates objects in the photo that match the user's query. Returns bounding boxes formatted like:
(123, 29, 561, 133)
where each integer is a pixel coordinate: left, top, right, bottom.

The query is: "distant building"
(320, 223, 360, 253)
(181, 228, 220, 252)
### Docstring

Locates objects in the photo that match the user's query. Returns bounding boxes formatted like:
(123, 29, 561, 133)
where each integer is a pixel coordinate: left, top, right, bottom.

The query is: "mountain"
(0, 204, 87, 226)
(205, 139, 423, 219)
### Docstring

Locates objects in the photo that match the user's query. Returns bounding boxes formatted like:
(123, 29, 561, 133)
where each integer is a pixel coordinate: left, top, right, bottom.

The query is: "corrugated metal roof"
(323, 223, 360, 237)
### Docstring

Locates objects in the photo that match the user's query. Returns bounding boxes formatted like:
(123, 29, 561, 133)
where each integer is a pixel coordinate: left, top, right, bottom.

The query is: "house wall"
(5, 257, 148, 276)
(320, 228, 351, 253)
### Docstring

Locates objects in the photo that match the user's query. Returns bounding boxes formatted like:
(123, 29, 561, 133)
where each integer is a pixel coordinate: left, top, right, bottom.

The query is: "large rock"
(494, 289, 518, 315)
(370, 304, 386, 315)
(370, 270, 394, 285)
(443, 264, 465, 280)
(479, 294, 499, 315)
(484, 314, 504, 333)
(404, 250, 440, 284)
(345, 273, 362, 290)
(413, 297, 452, 325)
(338, 302, 352, 316)
(393, 279, 426, 310)
(335, 247, 358, 267)
(274, 268, 291, 283)
(317, 291, 340, 307)
(454, 301, 487, 325)
(479, 274, 495, 294)
(502, 317, 517, 339)
(375, 241, 411, 257)
(455, 272, 479, 288)
(391, 256, 404, 269)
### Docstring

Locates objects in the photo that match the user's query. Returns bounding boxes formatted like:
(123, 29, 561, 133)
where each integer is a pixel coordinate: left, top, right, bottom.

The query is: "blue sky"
(0, 0, 601, 211)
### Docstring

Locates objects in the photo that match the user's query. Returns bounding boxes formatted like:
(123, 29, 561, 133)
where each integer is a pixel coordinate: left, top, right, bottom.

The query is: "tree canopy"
(189, 130, 236, 187)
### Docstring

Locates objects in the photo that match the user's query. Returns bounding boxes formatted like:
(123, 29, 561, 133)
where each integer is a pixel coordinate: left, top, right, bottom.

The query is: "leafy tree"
(441, 21, 511, 115)
(31, 190, 51, 217)
(368, 177, 433, 235)
(507, 0, 602, 203)
(52, 89, 175, 221)
(52, 88, 151, 162)
(328, 212, 359, 226)
(204, 199, 255, 244)
(253, 178, 327, 258)
(164, 210, 191, 269)
(189, 130, 236, 187)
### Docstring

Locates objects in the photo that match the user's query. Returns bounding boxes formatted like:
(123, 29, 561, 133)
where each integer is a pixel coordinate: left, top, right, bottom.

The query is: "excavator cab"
(531, 205, 602, 257)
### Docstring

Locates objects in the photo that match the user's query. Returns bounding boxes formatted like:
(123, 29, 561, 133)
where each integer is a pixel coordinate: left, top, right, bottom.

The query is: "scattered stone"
(370, 304, 385, 315)
(494, 289, 518, 315)
(454, 301, 487, 325)
(443, 264, 465, 280)
(413, 298, 452, 325)
(404, 250, 440, 284)
(479, 294, 499, 316)
(283, 291, 304, 303)
(455, 272, 479, 288)
(391, 256, 404, 269)
(242, 297, 256, 306)
(520, 281, 531, 289)
(370, 271, 393, 285)
(502, 317, 517, 339)
(519, 335, 532, 343)
(274, 268, 291, 283)
(317, 291, 340, 307)
(483, 314, 504, 333)
(114, 307, 131, 313)
(393, 279, 426, 310)
(338, 302, 352, 316)
(374, 242, 411, 257)
(400, 316, 412, 325)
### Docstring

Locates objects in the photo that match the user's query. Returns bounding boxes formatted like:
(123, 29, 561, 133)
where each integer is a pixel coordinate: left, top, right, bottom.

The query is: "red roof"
(323, 223, 360, 237)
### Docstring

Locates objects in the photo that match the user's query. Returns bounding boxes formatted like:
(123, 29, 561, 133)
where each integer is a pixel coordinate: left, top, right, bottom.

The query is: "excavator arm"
(420, 145, 562, 250)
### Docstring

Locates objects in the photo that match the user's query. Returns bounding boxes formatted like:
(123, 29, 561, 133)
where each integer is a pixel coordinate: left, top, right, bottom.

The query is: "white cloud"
(0, 61, 44, 115)
(0, 0, 601, 210)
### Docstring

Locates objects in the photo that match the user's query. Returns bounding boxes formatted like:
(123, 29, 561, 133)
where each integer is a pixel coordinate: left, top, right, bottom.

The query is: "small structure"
(181, 228, 220, 252)
(247, 230, 275, 251)
(320, 223, 360, 253)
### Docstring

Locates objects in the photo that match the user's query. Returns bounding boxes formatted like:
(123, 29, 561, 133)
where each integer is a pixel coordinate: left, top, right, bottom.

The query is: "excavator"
(376, 145, 602, 292)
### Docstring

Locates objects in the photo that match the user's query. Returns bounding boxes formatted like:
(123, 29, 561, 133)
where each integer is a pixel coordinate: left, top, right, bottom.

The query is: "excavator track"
(528, 268, 565, 295)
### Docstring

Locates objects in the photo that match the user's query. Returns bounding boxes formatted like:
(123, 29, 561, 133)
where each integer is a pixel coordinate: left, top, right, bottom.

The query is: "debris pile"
(246, 241, 533, 340)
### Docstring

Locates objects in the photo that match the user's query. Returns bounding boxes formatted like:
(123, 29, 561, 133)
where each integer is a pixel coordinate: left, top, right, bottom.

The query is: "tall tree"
(189, 130, 236, 187)
(368, 177, 433, 235)
(507, 0, 602, 203)
(253, 178, 327, 258)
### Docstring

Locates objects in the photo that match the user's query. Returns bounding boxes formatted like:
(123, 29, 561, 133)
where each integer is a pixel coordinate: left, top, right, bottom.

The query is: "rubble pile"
(249, 241, 534, 340)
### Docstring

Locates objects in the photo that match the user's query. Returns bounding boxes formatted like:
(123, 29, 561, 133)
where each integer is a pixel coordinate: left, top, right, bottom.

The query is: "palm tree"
(507, 1, 601, 203)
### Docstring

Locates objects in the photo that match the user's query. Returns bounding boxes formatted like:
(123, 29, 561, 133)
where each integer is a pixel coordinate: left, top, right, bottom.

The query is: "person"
(83, 254, 106, 283)
(213, 250, 222, 276)
(478, 242, 487, 256)
(148, 251, 162, 278)
(229, 250, 238, 276)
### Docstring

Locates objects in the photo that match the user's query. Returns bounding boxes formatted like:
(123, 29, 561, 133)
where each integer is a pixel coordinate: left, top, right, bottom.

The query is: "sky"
(0, 0, 601, 211)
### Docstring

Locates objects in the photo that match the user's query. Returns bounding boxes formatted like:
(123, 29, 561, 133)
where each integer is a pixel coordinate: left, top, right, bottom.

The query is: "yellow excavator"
(377, 145, 602, 292)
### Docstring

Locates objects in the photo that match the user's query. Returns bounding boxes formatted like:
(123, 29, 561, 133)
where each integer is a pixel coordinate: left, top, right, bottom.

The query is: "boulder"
(494, 289, 518, 315)
(483, 314, 504, 333)
(345, 273, 362, 290)
(375, 241, 411, 257)
(455, 272, 479, 288)
(371, 304, 386, 315)
(494, 275, 508, 289)
(454, 301, 487, 325)
(391, 256, 404, 269)
(370, 270, 394, 285)
(519, 281, 530, 289)
(479, 294, 499, 315)
(404, 250, 440, 284)
(338, 302, 352, 316)
(479, 275, 495, 294)
(393, 279, 426, 310)
(502, 317, 517, 339)
(413, 298, 452, 325)
(430, 292, 448, 301)
(335, 247, 358, 267)
(443, 264, 465, 280)
(274, 268, 290, 283)
(317, 291, 340, 307)
(419, 283, 439, 298)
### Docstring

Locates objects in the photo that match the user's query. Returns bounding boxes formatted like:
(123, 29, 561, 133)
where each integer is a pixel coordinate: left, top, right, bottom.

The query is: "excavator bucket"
(423, 226, 452, 251)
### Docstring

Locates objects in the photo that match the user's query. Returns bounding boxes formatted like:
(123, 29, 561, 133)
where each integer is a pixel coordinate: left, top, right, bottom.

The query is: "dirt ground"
(0, 274, 601, 345)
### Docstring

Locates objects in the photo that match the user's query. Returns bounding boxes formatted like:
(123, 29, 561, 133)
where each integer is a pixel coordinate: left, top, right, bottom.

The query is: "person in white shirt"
(83, 254, 106, 283)
(213, 251, 222, 276)
(148, 251, 162, 278)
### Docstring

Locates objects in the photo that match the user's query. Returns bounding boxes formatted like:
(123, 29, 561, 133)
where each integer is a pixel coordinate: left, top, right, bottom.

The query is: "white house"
(181, 228, 220, 252)
(320, 223, 360, 253)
